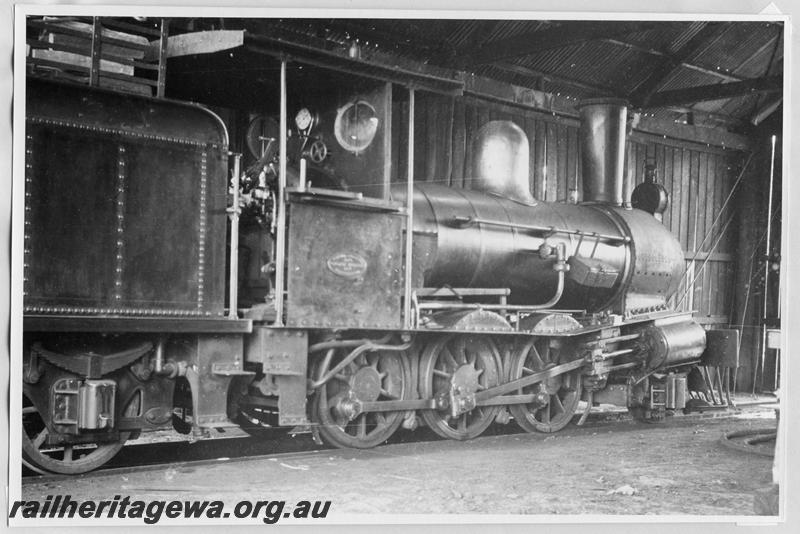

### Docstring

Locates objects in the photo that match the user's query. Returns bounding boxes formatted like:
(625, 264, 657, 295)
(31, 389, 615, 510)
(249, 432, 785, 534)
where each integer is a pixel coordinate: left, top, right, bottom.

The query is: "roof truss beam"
(629, 22, 729, 106)
(490, 62, 620, 96)
(642, 75, 782, 109)
(464, 21, 680, 66)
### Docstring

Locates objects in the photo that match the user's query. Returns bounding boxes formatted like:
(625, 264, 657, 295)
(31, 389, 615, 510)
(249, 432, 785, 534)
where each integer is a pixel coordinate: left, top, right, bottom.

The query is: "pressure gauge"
(295, 107, 315, 132)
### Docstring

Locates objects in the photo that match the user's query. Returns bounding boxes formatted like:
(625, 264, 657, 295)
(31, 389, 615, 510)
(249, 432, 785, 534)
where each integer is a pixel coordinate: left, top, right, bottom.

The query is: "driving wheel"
(508, 337, 582, 433)
(418, 334, 502, 440)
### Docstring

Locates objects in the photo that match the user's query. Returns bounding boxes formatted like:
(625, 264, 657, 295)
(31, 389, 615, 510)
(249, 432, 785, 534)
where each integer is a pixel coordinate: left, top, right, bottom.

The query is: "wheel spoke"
(432, 369, 451, 378)
(540, 343, 551, 364)
(63, 445, 73, 462)
(442, 346, 458, 370)
(357, 414, 367, 438)
(454, 338, 468, 364)
(32, 429, 47, 449)
(543, 401, 551, 424)
(458, 414, 467, 432)
(22, 406, 38, 415)
(552, 394, 565, 414)
(380, 388, 399, 400)
(529, 344, 545, 369)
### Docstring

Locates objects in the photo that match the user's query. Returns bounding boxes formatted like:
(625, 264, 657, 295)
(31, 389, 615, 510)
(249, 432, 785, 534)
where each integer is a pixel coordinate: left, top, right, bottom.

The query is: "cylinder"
(641, 321, 707, 371)
(578, 98, 628, 206)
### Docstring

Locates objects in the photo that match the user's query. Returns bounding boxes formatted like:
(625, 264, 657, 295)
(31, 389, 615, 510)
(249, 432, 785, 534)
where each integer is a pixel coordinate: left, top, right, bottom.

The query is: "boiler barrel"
(405, 184, 623, 311)
(401, 183, 685, 313)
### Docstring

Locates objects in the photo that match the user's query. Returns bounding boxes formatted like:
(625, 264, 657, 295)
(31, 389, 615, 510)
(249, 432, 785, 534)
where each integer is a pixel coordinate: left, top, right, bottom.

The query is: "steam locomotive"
(21, 69, 706, 474)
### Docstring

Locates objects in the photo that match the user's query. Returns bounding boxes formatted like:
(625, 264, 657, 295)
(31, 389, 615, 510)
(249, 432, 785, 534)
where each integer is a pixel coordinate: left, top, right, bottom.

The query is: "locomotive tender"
(21, 57, 707, 473)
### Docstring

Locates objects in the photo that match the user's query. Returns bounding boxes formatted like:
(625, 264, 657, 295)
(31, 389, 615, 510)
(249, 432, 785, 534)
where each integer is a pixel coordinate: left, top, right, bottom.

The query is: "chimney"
(578, 98, 628, 206)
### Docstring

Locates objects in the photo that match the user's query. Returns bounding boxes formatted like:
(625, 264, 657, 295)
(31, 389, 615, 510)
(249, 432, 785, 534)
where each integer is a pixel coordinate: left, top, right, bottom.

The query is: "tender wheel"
(312, 349, 411, 449)
(419, 334, 502, 440)
(508, 338, 582, 433)
(235, 403, 280, 435)
(228, 376, 283, 437)
(22, 390, 128, 475)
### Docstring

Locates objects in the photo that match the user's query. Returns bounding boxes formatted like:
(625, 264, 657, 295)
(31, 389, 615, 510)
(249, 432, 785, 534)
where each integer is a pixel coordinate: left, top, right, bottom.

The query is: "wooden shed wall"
(392, 92, 746, 326)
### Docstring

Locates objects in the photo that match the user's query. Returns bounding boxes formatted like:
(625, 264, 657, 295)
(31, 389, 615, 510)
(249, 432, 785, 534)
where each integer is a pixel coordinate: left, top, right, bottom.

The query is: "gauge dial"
(295, 107, 314, 131)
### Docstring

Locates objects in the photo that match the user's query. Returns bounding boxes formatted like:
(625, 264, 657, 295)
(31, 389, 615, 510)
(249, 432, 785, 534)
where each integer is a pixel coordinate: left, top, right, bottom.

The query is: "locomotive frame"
(16, 16, 714, 475)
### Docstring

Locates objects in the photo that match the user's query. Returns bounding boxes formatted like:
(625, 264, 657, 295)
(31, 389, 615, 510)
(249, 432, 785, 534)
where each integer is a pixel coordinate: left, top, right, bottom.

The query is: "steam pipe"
(450, 215, 629, 244)
(415, 243, 568, 312)
(312, 338, 414, 389)
(308, 334, 393, 354)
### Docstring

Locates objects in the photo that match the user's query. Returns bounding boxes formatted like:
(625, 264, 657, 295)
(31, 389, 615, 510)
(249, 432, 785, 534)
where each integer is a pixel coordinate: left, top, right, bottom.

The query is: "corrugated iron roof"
(216, 18, 783, 126)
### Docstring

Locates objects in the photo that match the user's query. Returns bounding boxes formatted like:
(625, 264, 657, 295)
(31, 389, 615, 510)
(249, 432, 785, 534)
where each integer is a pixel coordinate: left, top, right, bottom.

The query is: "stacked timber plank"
(27, 17, 167, 97)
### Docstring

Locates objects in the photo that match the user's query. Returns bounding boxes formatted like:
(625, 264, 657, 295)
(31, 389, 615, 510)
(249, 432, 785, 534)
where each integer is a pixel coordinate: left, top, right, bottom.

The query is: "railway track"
(22, 401, 776, 485)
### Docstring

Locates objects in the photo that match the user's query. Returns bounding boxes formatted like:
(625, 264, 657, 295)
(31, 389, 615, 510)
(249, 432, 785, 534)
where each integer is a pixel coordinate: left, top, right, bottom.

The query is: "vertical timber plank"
(451, 98, 466, 188)
(524, 116, 537, 199)
(567, 125, 579, 200)
(661, 145, 673, 231)
(557, 122, 568, 202)
(464, 102, 478, 190)
(534, 119, 547, 200)
(546, 121, 558, 202)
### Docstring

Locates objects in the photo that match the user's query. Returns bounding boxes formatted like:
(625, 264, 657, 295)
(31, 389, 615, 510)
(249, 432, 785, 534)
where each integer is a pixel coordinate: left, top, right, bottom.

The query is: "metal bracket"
(244, 328, 309, 426)
(211, 362, 254, 377)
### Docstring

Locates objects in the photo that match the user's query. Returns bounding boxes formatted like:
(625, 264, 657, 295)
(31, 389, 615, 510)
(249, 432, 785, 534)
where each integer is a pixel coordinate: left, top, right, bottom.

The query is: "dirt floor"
(20, 408, 778, 518)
